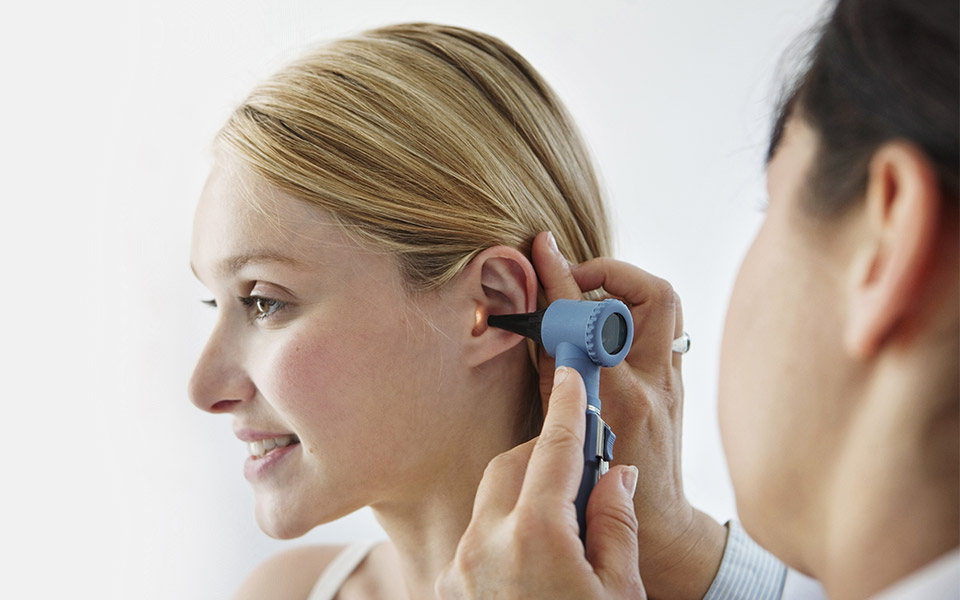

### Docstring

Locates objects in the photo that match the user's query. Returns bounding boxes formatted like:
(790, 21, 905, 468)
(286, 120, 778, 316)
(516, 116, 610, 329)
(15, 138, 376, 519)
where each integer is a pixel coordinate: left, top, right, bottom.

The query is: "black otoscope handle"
(575, 407, 616, 544)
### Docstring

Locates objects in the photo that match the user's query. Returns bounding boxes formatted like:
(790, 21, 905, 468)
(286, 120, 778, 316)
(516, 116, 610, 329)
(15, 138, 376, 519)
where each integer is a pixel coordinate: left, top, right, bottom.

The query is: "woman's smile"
(234, 428, 303, 481)
(245, 434, 300, 460)
(243, 439, 302, 482)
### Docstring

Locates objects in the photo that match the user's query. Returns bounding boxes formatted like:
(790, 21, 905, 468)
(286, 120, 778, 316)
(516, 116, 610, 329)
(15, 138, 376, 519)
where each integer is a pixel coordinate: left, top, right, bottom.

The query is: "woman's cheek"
(264, 330, 358, 427)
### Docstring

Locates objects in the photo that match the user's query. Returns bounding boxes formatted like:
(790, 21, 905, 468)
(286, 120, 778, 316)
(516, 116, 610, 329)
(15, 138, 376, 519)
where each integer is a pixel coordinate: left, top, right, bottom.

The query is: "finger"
(531, 232, 580, 408)
(471, 438, 537, 523)
(531, 231, 584, 302)
(585, 465, 646, 597)
(571, 258, 683, 373)
(670, 295, 685, 372)
(434, 565, 466, 600)
(517, 367, 587, 511)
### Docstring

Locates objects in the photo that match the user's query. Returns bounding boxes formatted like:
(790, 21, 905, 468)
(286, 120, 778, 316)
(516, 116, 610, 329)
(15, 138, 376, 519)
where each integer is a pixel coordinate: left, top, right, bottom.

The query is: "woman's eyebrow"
(190, 251, 308, 279)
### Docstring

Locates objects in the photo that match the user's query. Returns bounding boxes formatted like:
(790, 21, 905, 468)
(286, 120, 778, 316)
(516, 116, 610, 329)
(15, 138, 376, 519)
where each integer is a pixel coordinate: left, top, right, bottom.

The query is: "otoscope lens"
(601, 313, 627, 354)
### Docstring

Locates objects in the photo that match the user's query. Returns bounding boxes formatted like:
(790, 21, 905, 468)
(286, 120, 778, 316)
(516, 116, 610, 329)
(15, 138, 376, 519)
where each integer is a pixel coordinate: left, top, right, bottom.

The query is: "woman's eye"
(240, 295, 287, 321)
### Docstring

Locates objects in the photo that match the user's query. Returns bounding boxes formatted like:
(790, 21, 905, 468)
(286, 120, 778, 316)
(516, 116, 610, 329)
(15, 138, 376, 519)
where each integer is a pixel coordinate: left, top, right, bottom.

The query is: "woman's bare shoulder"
(232, 545, 347, 600)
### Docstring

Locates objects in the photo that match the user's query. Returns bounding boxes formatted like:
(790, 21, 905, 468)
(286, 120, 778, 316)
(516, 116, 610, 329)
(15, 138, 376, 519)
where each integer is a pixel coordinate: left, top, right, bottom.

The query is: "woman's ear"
(457, 245, 539, 368)
(844, 141, 942, 358)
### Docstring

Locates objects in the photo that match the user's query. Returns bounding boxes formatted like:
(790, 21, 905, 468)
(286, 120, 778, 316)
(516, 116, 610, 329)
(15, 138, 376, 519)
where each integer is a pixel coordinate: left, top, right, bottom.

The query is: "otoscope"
(488, 298, 634, 544)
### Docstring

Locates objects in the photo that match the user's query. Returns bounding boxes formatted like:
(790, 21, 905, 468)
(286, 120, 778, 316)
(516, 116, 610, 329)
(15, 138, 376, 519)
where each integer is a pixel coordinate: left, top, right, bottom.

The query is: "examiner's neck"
(817, 344, 959, 600)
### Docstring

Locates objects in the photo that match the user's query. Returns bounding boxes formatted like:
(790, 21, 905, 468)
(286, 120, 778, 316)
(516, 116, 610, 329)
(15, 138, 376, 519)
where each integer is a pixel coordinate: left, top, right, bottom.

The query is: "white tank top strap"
(307, 540, 379, 600)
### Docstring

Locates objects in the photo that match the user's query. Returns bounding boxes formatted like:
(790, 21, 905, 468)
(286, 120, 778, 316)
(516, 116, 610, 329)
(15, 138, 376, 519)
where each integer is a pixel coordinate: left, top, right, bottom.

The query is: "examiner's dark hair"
(769, 0, 959, 214)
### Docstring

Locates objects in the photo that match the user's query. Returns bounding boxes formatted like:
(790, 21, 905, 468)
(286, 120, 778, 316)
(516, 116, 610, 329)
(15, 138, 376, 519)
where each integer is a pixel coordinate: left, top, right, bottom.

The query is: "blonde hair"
(215, 23, 611, 436)
(215, 22, 611, 294)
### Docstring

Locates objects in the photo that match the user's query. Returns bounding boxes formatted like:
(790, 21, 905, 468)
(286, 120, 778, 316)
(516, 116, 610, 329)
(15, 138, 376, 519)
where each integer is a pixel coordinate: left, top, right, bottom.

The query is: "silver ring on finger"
(671, 331, 691, 354)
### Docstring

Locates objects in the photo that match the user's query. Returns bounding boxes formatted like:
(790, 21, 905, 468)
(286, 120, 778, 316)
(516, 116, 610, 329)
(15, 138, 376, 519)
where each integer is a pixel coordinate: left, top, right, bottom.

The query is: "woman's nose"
(188, 325, 255, 414)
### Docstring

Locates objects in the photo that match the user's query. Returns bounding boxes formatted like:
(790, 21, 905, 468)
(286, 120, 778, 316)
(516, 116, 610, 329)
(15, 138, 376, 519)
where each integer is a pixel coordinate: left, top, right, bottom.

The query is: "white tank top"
(307, 541, 379, 600)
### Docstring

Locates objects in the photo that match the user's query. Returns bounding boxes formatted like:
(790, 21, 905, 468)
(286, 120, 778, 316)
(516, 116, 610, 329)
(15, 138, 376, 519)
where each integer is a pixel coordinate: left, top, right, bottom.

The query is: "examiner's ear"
(845, 141, 942, 358)
(457, 246, 538, 368)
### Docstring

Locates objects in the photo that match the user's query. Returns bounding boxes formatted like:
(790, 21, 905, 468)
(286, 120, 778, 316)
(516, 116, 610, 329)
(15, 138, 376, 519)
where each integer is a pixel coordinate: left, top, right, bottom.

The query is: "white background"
(2, 1, 829, 598)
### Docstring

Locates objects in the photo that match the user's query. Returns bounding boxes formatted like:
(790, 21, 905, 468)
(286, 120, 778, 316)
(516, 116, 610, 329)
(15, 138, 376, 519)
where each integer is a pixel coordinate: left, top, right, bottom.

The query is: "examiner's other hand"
(530, 232, 727, 600)
(436, 367, 645, 599)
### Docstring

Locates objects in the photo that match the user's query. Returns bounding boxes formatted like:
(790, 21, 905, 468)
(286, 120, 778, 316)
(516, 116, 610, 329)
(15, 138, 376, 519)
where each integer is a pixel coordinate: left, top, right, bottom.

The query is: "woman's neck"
(370, 367, 535, 599)
(372, 483, 477, 599)
(816, 341, 959, 600)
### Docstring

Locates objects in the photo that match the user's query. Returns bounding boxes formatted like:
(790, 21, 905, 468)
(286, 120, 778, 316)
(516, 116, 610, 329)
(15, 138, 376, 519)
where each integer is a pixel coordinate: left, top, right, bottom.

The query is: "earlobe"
(459, 246, 539, 367)
(844, 142, 941, 358)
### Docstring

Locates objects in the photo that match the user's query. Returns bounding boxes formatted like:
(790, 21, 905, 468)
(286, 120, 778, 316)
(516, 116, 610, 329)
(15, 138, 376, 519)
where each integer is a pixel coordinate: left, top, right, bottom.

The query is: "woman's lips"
(243, 441, 301, 482)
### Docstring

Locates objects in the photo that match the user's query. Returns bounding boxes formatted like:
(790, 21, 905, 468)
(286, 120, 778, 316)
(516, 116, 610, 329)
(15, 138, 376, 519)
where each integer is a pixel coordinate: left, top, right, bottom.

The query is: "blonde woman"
(189, 23, 649, 599)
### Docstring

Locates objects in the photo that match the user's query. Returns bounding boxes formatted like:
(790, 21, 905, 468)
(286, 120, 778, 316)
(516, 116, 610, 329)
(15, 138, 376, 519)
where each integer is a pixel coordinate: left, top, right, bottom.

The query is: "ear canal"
(472, 305, 486, 336)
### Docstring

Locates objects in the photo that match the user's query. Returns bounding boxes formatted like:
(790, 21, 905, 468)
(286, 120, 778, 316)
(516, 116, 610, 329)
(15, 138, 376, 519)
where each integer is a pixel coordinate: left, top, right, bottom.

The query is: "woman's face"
(718, 118, 864, 562)
(189, 157, 469, 539)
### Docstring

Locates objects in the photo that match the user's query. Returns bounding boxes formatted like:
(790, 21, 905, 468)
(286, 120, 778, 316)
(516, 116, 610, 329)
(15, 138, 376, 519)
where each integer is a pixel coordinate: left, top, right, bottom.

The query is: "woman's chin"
(253, 494, 358, 540)
(253, 498, 315, 540)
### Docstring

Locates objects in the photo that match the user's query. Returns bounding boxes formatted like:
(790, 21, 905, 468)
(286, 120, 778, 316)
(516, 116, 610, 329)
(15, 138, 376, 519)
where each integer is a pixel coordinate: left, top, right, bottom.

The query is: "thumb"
(585, 465, 645, 597)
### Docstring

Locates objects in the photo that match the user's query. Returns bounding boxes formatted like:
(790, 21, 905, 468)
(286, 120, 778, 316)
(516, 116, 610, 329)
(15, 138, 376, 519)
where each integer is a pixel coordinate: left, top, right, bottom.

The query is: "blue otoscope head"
(488, 298, 634, 410)
(489, 298, 634, 545)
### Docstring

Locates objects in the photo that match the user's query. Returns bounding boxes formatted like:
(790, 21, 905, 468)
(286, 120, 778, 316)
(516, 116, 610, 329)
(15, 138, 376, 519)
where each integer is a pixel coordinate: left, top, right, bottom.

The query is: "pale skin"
(442, 117, 959, 599)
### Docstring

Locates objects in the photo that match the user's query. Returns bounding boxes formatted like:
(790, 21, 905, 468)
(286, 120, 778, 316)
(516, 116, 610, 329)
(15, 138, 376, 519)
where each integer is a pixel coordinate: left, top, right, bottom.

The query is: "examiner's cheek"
(717, 265, 759, 473)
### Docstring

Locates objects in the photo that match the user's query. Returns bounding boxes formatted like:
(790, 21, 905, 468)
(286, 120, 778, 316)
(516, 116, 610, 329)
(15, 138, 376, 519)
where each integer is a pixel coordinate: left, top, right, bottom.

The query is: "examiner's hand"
(530, 232, 727, 600)
(436, 367, 646, 599)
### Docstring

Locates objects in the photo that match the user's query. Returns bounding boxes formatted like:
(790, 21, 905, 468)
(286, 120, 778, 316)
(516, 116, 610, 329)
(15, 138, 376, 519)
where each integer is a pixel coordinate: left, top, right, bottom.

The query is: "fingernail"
(621, 466, 638, 497)
(553, 366, 569, 386)
(546, 231, 559, 254)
